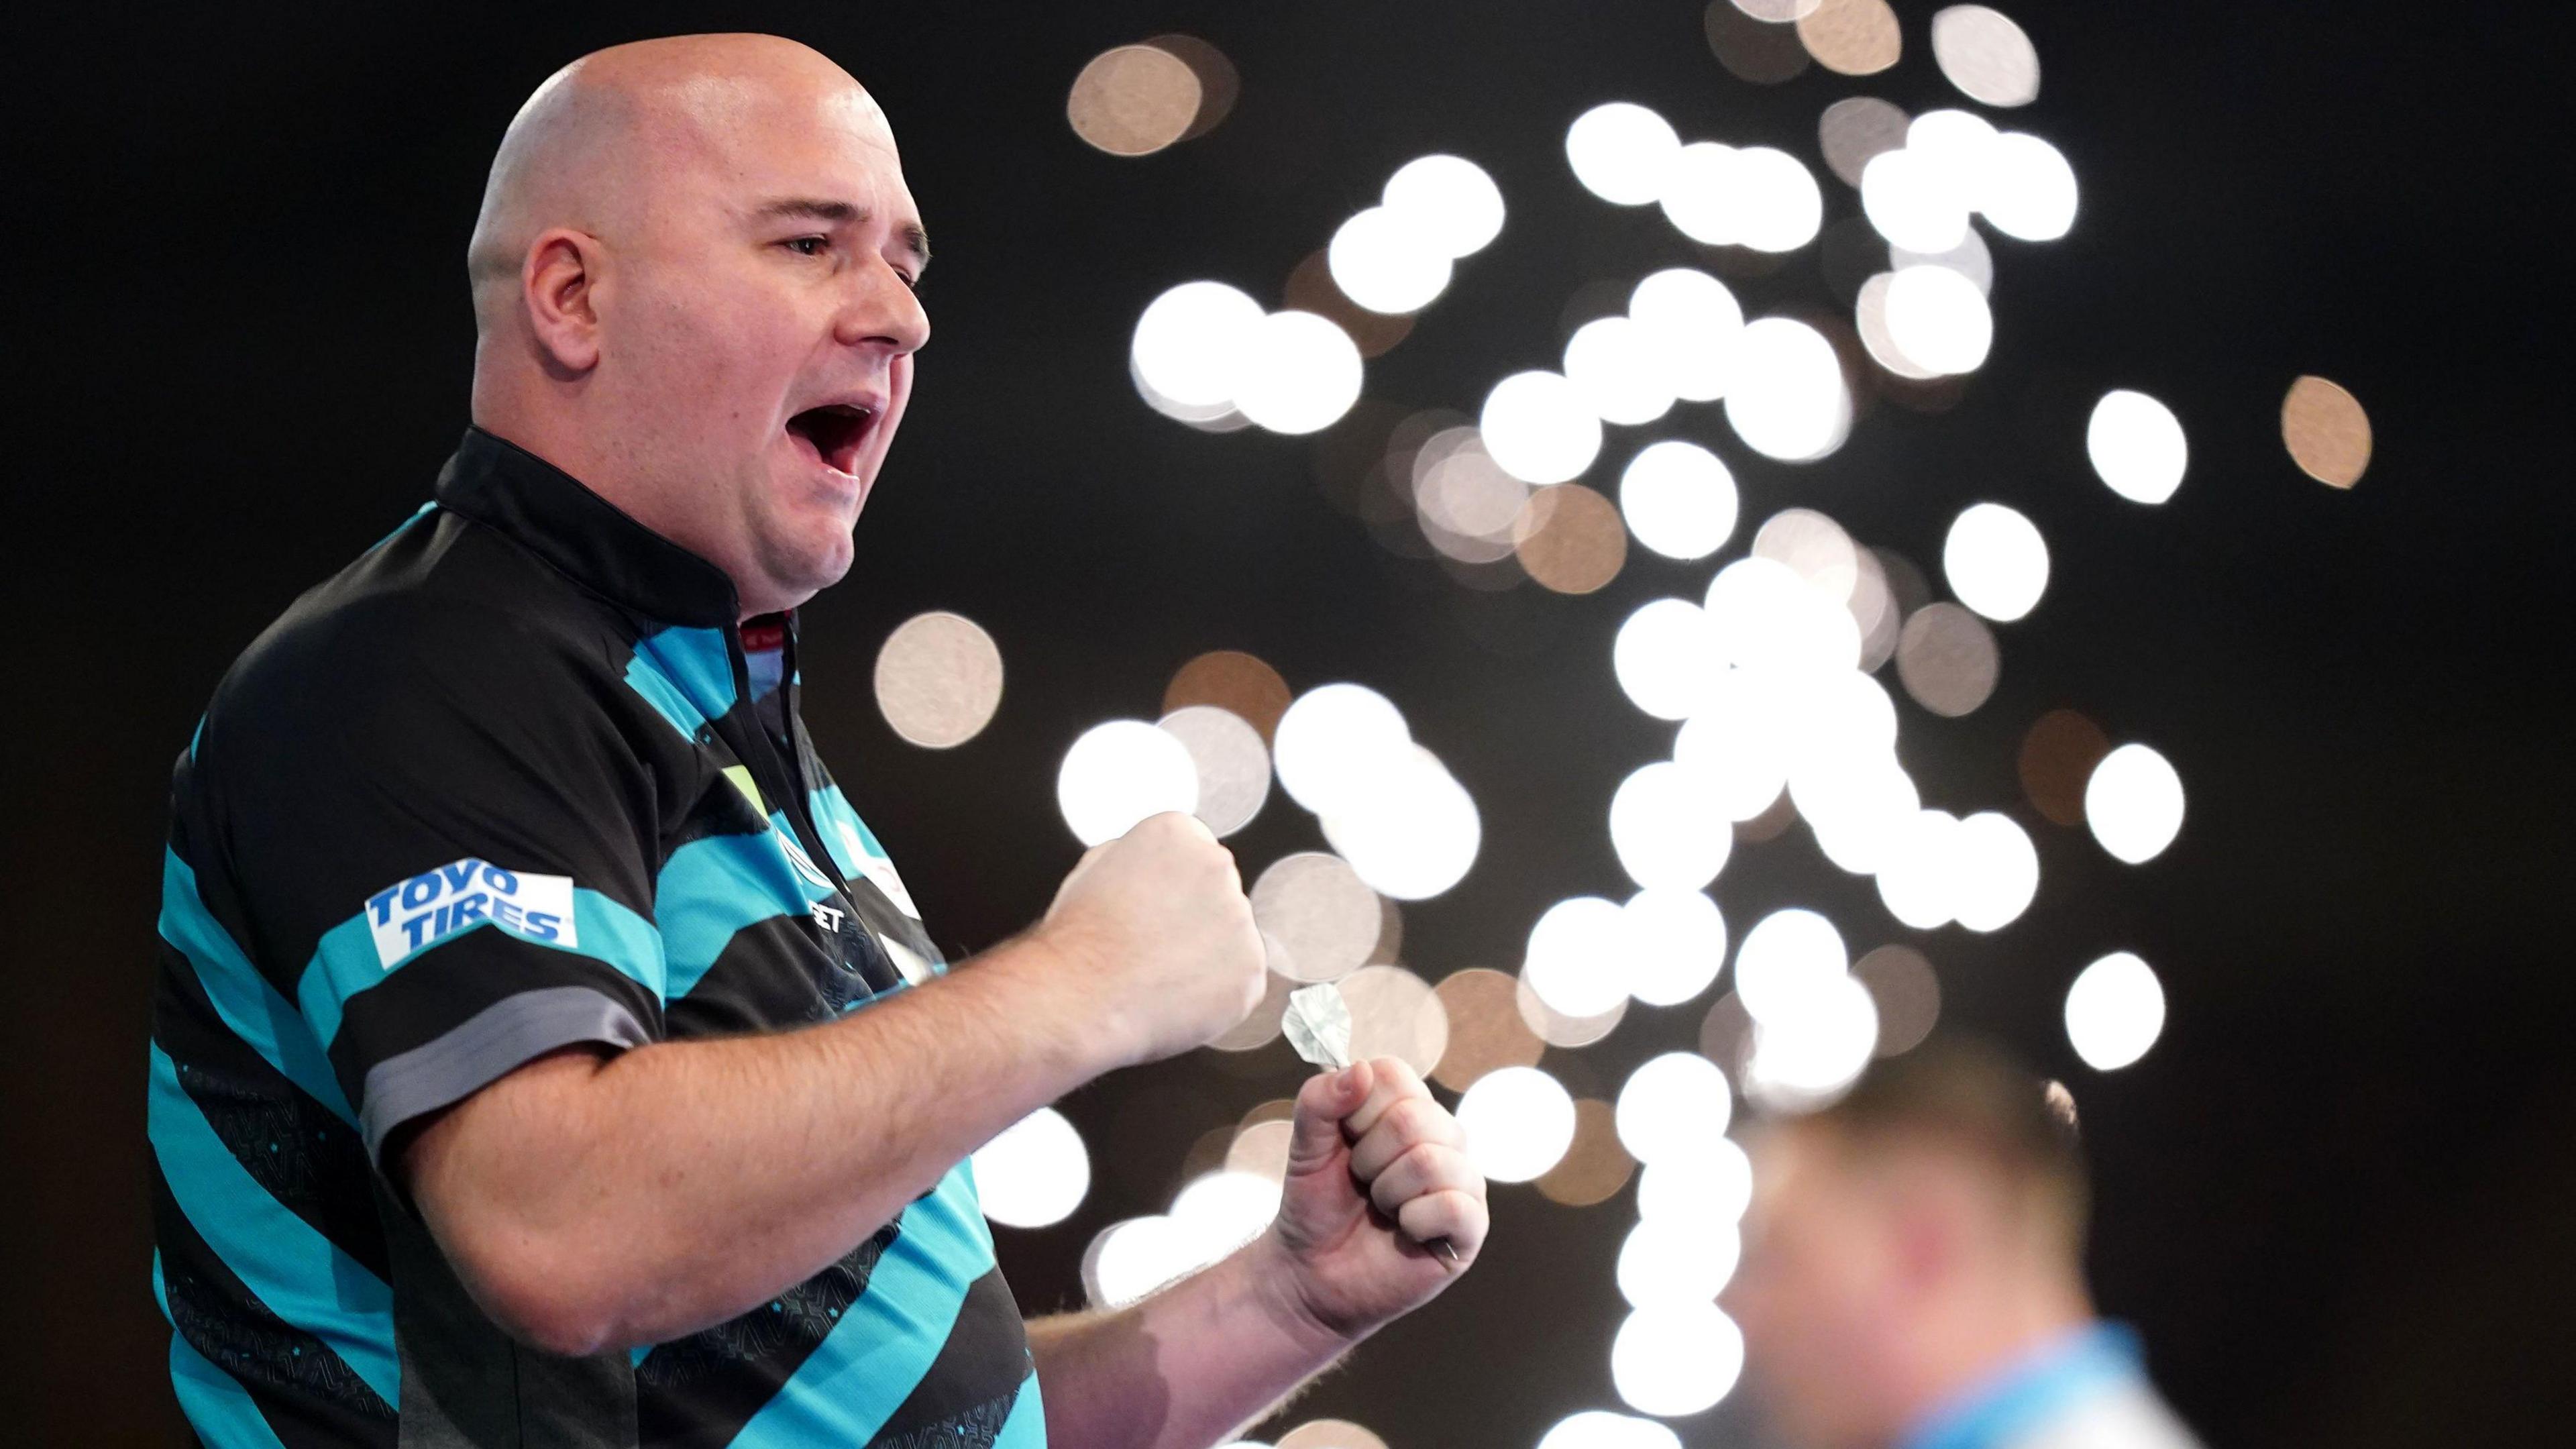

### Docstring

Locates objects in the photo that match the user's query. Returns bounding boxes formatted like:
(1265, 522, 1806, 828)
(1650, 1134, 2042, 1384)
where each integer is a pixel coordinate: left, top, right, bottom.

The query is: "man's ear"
(522, 227, 606, 375)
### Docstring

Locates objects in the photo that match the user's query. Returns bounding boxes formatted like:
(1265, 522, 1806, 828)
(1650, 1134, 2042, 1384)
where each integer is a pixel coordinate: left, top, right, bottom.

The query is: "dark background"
(6, 1, 2571, 1442)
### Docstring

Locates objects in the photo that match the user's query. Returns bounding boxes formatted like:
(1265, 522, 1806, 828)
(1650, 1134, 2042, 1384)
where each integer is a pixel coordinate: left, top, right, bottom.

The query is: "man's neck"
(1888, 1273, 2096, 1443)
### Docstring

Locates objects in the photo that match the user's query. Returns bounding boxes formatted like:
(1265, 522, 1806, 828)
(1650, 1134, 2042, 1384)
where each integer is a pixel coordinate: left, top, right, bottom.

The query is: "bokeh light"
(1623, 888, 1729, 1007)
(1614, 598, 1719, 722)
(1893, 227, 1994, 294)
(1430, 967, 1547, 1091)
(1629, 269, 1746, 402)
(1942, 502, 2049, 623)
(1085, 1214, 1196, 1308)
(1276, 1422, 1389, 1449)
(1525, 896, 1635, 1018)
(1636, 1137, 1755, 1223)
(1798, 0, 1902, 75)
(1057, 720, 1199, 846)
(1339, 964, 1450, 1075)
(1234, 310, 1364, 435)
(1155, 704, 1271, 838)
(1875, 808, 1964, 929)
(2282, 375, 2372, 488)
(1861, 148, 1970, 254)
(1457, 1065, 1579, 1183)
(1661, 144, 1822, 253)
(1382, 154, 1507, 258)
(2086, 389, 2188, 504)
(1483, 370, 1605, 484)
(1165, 649, 1293, 743)
(2065, 951, 2167, 1070)
(1819, 95, 1908, 187)
(1564, 316, 1676, 427)
(874, 610, 1005, 748)
(1319, 745, 1483, 900)
(1567, 102, 1680, 206)
(1980, 132, 2079, 241)
(1895, 603, 2001, 717)
(1328, 207, 1452, 315)
(1617, 1051, 1734, 1165)
(1538, 1410, 1684, 1449)
(973, 1106, 1090, 1228)
(1519, 977, 1630, 1049)
(1272, 683, 1409, 816)
(1733, 908, 1847, 1024)
(1612, 1301, 1745, 1416)
(1250, 851, 1383, 983)
(1884, 264, 1993, 375)
(2085, 743, 2186, 863)
(1725, 317, 1851, 462)
(1705, 0, 1813, 84)
(1132, 280, 1263, 420)
(1515, 484, 1630, 594)
(1617, 1216, 1742, 1309)
(1853, 944, 1941, 1055)
(2019, 707, 2112, 827)
(1619, 441, 1739, 561)
(1854, 273, 1941, 382)
(1066, 44, 1202, 157)
(1743, 973, 1880, 1108)
(1932, 5, 2041, 107)
(1950, 810, 2041, 931)
(1610, 761, 1735, 891)
(1537, 1098, 1640, 1208)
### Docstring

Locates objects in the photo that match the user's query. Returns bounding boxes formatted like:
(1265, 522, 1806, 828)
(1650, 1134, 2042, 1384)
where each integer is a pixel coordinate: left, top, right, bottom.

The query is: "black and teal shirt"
(146, 427, 1045, 1448)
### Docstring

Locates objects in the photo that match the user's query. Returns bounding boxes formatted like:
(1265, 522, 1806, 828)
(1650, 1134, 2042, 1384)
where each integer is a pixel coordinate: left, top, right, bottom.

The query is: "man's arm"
(1027, 1061, 1490, 1449)
(404, 812, 1267, 1356)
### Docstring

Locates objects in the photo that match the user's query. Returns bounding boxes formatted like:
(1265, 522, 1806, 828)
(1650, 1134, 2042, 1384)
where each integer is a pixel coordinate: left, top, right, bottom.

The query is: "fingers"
(1341, 1056, 1431, 1140)
(1284, 1063, 1376, 1173)
(1365, 1139, 1483, 1221)
(1346, 1093, 1464, 1182)
(1396, 1189, 1489, 1262)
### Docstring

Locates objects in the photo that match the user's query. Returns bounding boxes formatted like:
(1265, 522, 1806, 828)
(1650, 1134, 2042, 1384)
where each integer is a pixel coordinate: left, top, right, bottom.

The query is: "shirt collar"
(433, 426, 743, 629)
(1900, 1322, 2144, 1449)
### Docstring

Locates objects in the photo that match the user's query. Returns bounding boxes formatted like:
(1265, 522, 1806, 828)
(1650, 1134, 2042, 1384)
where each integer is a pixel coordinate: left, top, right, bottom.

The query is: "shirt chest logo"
(364, 858, 578, 968)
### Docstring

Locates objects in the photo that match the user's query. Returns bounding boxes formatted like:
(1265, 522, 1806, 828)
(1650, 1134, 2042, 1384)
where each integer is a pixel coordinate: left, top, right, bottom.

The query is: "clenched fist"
(1031, 811, 1267, 1069)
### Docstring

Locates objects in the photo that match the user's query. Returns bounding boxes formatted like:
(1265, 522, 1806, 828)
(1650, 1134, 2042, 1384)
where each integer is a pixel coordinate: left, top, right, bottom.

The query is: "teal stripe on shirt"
(147, 1045, 400, 1406)
(657, 820, 833, 1000)
(994, 1368, 1048, 1448)
(169, 1330, 294, 1449)
(726, 1164, 996, 1449)
(625, 625, 735, 741)
(298, 887, 664, 1052)
(159, 849, 356, 1124)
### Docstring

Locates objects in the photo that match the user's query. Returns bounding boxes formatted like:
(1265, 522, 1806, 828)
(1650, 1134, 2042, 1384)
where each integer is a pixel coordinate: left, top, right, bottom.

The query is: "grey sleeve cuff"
(359, 985, 653, 1167)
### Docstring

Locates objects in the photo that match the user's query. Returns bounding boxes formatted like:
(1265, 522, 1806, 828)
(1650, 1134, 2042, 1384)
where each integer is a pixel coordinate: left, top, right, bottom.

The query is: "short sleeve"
(204, 594, 670, 1168)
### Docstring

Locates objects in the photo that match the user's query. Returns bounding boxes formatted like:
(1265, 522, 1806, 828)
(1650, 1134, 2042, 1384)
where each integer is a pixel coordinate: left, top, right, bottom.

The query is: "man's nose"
(835, 263, 929, 356)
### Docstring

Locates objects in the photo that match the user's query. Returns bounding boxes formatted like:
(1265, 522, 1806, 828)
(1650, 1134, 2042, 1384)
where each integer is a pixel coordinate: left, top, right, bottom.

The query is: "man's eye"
(785, 235, 828, 257)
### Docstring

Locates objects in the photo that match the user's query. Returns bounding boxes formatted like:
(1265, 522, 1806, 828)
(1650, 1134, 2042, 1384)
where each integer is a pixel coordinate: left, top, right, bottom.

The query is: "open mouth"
(786, 403, 877, 477)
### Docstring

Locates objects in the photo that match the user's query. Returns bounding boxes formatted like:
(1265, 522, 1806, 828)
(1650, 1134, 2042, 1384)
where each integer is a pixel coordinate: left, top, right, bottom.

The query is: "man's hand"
(1028, 811, 1267, 1069)
(1252, 1058, 1489, 1344)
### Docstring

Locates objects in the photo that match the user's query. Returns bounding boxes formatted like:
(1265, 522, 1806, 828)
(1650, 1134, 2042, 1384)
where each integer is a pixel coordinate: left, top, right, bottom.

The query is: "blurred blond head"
(1729, 1040, 2094, 1449)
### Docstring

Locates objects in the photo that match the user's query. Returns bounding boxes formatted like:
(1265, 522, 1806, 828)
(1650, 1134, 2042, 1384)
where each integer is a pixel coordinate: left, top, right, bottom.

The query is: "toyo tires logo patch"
(365, 858, 577, 968)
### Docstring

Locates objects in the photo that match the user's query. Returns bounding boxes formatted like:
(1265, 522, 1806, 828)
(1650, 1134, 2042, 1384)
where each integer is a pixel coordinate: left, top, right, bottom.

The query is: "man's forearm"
(412, 934, 1107, 1353)
(1028, 1234, 1358, 1449)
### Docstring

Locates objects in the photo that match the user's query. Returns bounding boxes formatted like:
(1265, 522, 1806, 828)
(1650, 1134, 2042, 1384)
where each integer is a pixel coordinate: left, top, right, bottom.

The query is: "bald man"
(1727, 1042, 2202, 1449)
(146, 35, 1485, 1449)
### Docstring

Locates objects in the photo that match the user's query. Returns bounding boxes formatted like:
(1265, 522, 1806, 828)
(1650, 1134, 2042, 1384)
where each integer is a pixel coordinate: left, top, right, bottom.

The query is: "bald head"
(464, 34, 930, 619)
(468, 35, 903, 335)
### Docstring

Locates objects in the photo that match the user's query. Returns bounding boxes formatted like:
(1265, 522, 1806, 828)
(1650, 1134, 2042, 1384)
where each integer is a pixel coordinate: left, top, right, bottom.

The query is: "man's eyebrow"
(751, 198, 931, 272)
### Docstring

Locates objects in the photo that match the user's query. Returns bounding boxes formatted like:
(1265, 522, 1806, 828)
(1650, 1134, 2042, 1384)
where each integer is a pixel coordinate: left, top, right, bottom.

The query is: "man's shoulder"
(207, 507, 631, 763)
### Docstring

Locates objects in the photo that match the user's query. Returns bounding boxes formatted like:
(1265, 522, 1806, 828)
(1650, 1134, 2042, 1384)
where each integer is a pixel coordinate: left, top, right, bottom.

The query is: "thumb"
(1284, 1061, 1375, 1174)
